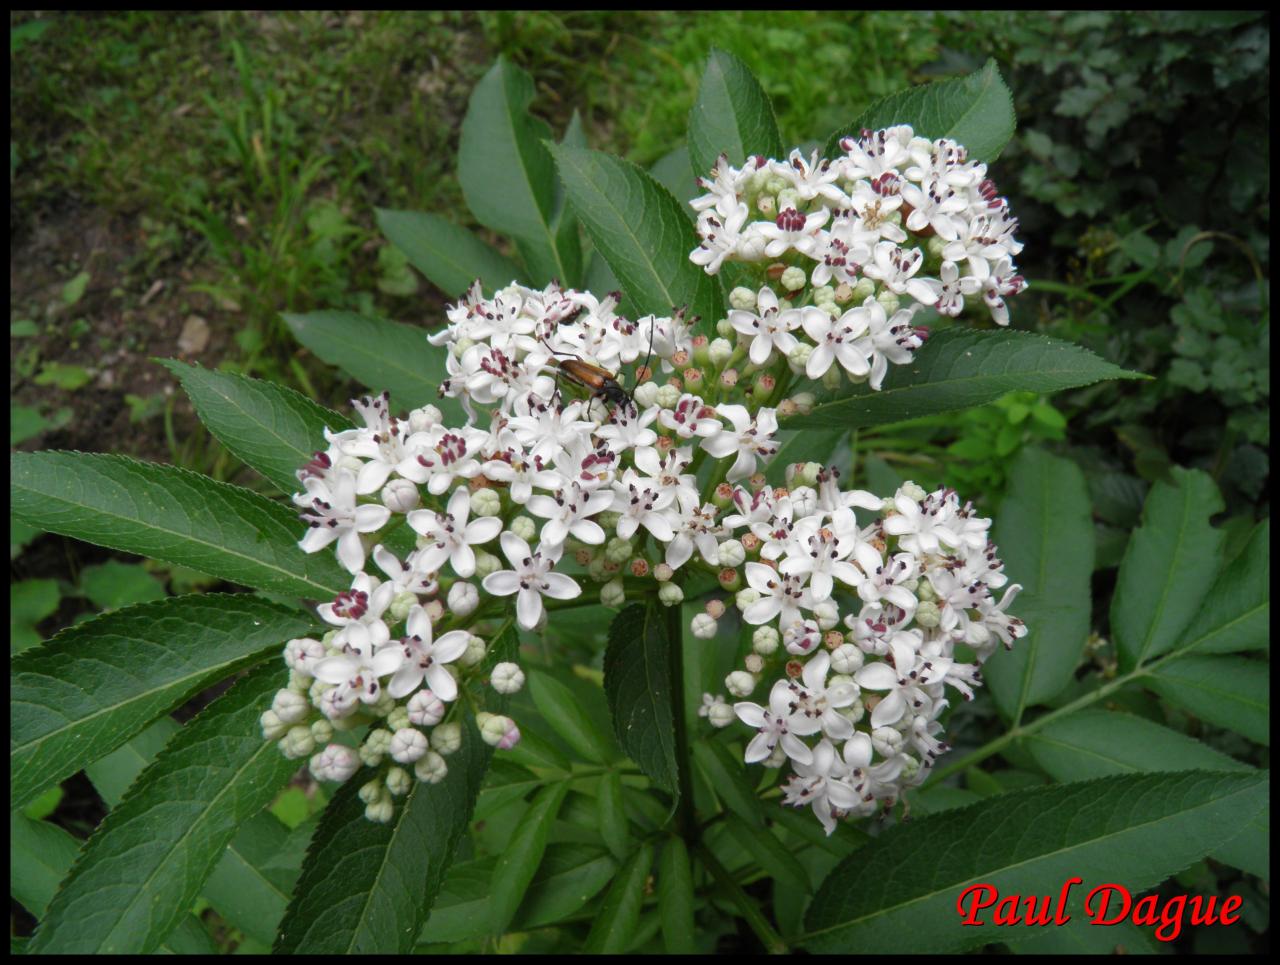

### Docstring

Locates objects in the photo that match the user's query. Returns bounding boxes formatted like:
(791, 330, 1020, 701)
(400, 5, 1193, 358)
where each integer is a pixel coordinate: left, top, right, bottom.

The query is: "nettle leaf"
(583, 843, 655, 954)
(1111, 468, 1225, 671)
(547, 143, 722, 333)
(10, 452, 349, 599)
(27, 664, 298, 954)
(1170, 518, 1269, 656)
(283, 310, 464, 424)
(458, 57, 581, 287)
(985, 449, 1093, 719)
(160, 360, 352, 495)
(784, 329, 1141, 430)
(603, 603, 679, 793)
(277, 623, 518, 953)
(688, 47, 785, 180)
(489, 781, 570, 934)
(84, 716, 181, 808)
(1146, 655, 1270, 746)
(528, 670, 618, 766)
(650, 143, 698, 222)
(375, 208, 525, 299)
(802, 770, 1269, 954)
(823, 59, 1016, 163)
(10, 594, 314, 809)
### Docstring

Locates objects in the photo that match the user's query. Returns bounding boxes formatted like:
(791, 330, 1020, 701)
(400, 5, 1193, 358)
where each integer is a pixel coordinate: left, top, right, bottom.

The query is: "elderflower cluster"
(718, 474, 1026, 835)
(690, 126, 1027, 387)
(264, 129, 1029, 827)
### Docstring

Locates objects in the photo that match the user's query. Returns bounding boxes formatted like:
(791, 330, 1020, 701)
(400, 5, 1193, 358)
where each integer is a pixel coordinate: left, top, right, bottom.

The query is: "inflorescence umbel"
(264, 127, 1029, 831)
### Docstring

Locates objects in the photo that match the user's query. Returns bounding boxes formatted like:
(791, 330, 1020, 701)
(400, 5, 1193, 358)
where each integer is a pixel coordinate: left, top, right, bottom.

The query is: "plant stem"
(695, 843, 789, 954)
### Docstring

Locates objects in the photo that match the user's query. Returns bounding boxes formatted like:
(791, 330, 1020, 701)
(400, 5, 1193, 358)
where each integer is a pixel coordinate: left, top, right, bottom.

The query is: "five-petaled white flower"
(482, 532, 582, 630)
(387, 604, 471, 701)
(407, 487, 502, 578)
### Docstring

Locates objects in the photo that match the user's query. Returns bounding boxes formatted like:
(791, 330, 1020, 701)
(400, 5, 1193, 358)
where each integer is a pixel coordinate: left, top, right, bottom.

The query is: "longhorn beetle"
(540, 315, 657, 418)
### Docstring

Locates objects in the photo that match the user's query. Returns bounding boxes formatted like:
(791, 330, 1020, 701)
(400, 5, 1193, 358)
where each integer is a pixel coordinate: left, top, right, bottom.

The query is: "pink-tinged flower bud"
(705, 598, 726, 619)
(670, 349, 690, 368)
(720, 368, 738, 389)
(390, 727, 429, 764)
(407, 690, 446, 726)
(683, 367, 704, 391)
(630, 557, 650, 578)
(718, 567, 742, 591)
(776, 398, 798, 418)
(654, 563, 675, 583)
(740, 532, 761, 554)
(753, 372, 776, 398)
(423, 599, 445, 623)
(310, 742, 359, 783)
(744, 653, 764, 674)
(479, 713, 520, 749)
(713, 482, 734, 508)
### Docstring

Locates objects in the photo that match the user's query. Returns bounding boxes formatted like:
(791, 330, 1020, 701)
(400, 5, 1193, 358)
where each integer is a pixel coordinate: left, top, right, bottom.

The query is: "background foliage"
(11, 10, 1269, 954)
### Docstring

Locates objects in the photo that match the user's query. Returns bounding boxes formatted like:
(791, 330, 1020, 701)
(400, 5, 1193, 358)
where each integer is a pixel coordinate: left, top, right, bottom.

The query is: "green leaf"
(765, 427, 847, 485)
(1170, 519, 1269, 655)
(489, 781, 570, 934)
(27, 664, 299, 954)
(603, 603, 678, 792)
(984, 449, 1094, 719)
(1111, 468, 1225, 671)
(84, 716, 181, 808)
(34, 361, 92, 391)
(78, 560, 165, 610)
(784, 329, 1141, 430)
(282, 310, 464, 423)
(202, 812, 316, 946)
(12, 404, 49, 446)
(1146, 655, 1269, 746)
(10, 451, 350, 599)
(692, 739, 763, 826)
(657, 836, 695, 953)
(597, 770, 632, 860)
(527, 670, 615, 766)
(275, 713, 494, 953)
(160, 360, 353, 495)
(375, 208, 525, 298)
(688, 48, 784, 179)
(547, 143, 722, 332)
(649, 143, 698, 221)
(10, 577, 60, 655)
(10, 811, 82, 918)
(61, 270, 90, 306)
(458, 57, 581, 287)
(823, 60, 1016, 163)
(10, 594, 312, 810)
(1023, 710, 1251, 782)
(723, 813, 811, 896)
(802, 770, 1269, 953)
(583, 843, 655, 954)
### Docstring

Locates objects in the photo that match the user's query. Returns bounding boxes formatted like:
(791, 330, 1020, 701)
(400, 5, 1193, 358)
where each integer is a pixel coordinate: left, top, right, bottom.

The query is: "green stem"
(696, 843, 789, 954)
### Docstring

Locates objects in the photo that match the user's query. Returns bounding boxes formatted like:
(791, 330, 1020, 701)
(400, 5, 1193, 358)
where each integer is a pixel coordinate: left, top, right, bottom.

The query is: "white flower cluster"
(690, 126, 1027, 385)
(716, 474, 1027, 835)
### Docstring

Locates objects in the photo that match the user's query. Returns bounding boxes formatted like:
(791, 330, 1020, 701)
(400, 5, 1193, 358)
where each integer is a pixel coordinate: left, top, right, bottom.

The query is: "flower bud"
(432, 721, 462, 756)
(260, 710, 288, 741)
(633, 380, 660, 408)
(596, 510, 622, 530)
(916, 578, 937, 603)
(716, 317, 735, 338)
(851, 278, 876, 303)
(713, 482, 735, 508)
(717, 539, 746, 567)
(915, 600, 941, 629)
(926, 236, 948, 259)
(776, 188, 799, 211)
(453, 633, 483, 668)
(872, 726, 904, 758)
(629, 557, 650, 578)
(708, 700, 735, 728)
(682, 367, 704, 392)
(390, 727, 429, 764)
(735, 586, 759, 610)
(310, 742, 359, 783)
(876, 290, 900, 315)
(605, 536, 634, 563)
(740, 532, 761, 553)
(284, 637, 326, 673)
(755, 193, 777, 217)
(491, 661, 526, 694)
(654, 563, 675, 583)
(408, 404, 443, 433)
(840, 696, 865, 725)
(381, 478, 420, 513)
(831, 643, 864, 674)
(447, 580, 479, 618)
(358, 779, 382, 804)
(600, 577, 626, 607)
(386, 589, 415, 623)
(790, 392, 815, 415)
(658, 582, 685, 607)
(365, 796, 394, 824)
(752, 625, 780, 655)
(473, 549, 502, 581)
(719, 367, 739, 390)
(708, 337, 734, 366)
(899, 480, 927, 501)
(762, 742, 789, 768)
(691, 613, 718, 639)
(834, 282, 854, 304)
(725, 670, 756, 698)
(310, 718, 334, 744)
(281, 724, 316, 760)
(407, 690, 446, 726)
(813, 600, 840, 631)
(790, 485, 817, 517)
(423, 598, 445, 624)
(744, 653, 764, 674)
(479, 713, 520, 749)
(787, 342, 813, 374)
(780, 266, 807, 291)
(821, 365, 844, 391)
(655, 383, 681, 408)
(385, 765, 411, 797)
(272, 688, 309, 725)
(510, 516, 536, 542)
(753, 372, 776, 398)
(414, 750, 448, 784)
(705, 598, 726, 619)
(470, 486, 501, 518)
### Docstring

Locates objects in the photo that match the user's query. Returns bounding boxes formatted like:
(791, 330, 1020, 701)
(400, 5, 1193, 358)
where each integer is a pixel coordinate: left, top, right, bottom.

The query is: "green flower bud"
(432, 721, 462, 756)
(752, 625, 780, 655)
(729, 286, 758, 311)
(458, 634, 487, 668)
(474, 549, 501, 579)
(385, 766, 411, 797)
(780, 266, 807, 291)
(470, 487, 501, 517)
(601, 577, 626, 608)
(658, 582, 685, 607)
(310, 719, 334, 744)
(915, 601, 941, 628)
(415, 750, 448, 784)
(510, 516, 536, 542)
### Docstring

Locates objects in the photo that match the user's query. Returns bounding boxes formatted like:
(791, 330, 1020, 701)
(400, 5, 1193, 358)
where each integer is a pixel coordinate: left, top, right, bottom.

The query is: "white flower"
(728, 287, 805, 366)
(734, 678, 815, 765)
(657, 394, 722, 440)
(859, 298, 924, 391)
(527, 482, 614, 548)
(757, 205, 830, 259)
(481, 532, 581, 630)
(610, 476, 677, 542)
(312, 624, 404, 709)
(921, 259, 981, 317)
(801, 303, 871, 380)
(779, 516, 864, 601)
(296, 469, 391, 574)
(741, 562, 810, 629)
(701, 405, 779, 482)
(387, 604, 471, 701)
(780, 738, 862, 835)
(861, 241, 937, 307)
(407, 487, 502, 578)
